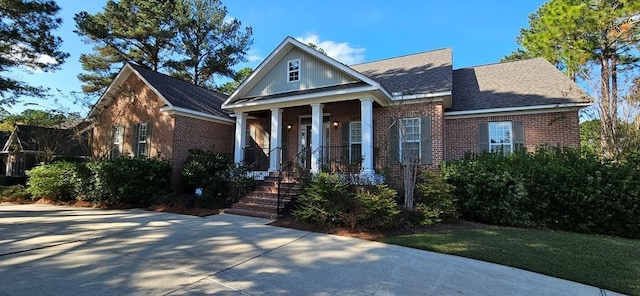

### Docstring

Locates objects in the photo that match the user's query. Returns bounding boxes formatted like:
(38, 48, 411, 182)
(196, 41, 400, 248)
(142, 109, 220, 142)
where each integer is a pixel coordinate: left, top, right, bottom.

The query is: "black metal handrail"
(276, 147, 311, 215)
(243, 146, 282, 172)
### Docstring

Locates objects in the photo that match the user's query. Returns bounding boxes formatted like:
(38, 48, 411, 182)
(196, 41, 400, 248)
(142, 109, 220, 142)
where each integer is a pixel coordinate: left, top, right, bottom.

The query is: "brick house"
(88, 63, 234, 189)
(222, 37, 591, 181)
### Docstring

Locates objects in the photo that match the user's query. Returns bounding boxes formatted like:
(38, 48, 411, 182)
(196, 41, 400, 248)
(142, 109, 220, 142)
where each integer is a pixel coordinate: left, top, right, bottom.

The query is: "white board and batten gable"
(222, 37, 393, 113)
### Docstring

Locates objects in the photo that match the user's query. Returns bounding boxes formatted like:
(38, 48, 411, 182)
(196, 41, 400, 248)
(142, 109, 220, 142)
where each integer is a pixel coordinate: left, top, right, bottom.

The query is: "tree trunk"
(600, 55, 613, 157)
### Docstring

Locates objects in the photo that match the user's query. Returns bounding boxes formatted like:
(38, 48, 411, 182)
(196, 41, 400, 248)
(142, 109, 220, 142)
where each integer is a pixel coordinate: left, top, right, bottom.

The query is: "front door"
(300, 124, 312, 169)
(298, 116, 330, 170)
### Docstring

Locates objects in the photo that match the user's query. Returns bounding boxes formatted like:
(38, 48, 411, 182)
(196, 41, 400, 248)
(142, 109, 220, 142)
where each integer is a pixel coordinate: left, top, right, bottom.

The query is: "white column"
(360, 98, 375, 177)
(310, 103, 324, 174)
(234, 112, 247, 164)
(269, 108, 283, 172)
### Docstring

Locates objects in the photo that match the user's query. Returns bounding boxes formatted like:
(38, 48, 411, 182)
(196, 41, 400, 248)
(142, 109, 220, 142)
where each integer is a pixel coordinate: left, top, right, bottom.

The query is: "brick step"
(231, 202, 279, 213)
(247, 191, 301, 199)
(255, 183, 302, 190)
(224, 208, 276, 220)
(240, 196, 291, 205)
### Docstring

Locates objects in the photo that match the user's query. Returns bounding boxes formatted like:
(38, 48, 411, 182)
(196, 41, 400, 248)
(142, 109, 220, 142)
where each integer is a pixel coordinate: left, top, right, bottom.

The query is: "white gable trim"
(222, 37, 393, 109)
(159, 106, 234, 125)
(444, 103, 591, 119)
(87, 63, 175, 118)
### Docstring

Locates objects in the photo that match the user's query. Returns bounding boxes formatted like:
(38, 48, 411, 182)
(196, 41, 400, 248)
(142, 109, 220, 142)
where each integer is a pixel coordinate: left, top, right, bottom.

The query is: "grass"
(379, 227, 640, 295)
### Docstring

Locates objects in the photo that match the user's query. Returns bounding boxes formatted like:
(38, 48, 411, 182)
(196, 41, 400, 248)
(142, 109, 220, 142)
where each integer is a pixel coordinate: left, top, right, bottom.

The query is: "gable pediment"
(245, 48, 359, 98)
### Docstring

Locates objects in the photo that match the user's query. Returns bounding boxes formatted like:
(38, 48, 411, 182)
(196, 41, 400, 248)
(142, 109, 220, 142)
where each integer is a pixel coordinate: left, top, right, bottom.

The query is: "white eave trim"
(223, 85, 382, 110)
(160, 106, 234, 125)
(444, 102, 592, 118)
(392, 91, 451, 101)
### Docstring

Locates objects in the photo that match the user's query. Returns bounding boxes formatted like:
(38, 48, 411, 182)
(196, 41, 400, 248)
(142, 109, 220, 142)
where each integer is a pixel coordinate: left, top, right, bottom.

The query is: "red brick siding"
(171, 115, 234, 190)
(444, 111, 581, 160)
(91, 74, 175, 160)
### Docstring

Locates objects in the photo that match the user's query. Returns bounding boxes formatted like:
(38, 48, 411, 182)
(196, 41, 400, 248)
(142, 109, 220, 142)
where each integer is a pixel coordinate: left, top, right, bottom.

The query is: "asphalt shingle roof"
(351, 48, 452, 95)
(128, 63, 230, 118)
(451, 58, 591, 111)
(13, 125, 87, 156)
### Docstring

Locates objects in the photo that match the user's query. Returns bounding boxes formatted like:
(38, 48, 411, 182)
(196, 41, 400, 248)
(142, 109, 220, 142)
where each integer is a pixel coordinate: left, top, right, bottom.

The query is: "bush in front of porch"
(292, 171, 457, 230)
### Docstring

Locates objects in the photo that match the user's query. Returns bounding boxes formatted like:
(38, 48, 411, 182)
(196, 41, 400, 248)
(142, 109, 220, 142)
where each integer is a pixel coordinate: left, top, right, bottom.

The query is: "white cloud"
(247, 54, 263, 62)
(3, 43, 59, 72)
(295, 33, 365, 65)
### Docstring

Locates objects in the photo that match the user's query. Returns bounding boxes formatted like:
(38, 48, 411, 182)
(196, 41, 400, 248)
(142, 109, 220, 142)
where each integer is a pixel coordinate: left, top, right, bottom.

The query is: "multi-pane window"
(111, 126, 124, 158)
(489, 121, 513, 154)
(399, 118, 421, 163)
(349, 121, 362, 163)
(288, 59, 300, 82)
(136, 123, 149, 157)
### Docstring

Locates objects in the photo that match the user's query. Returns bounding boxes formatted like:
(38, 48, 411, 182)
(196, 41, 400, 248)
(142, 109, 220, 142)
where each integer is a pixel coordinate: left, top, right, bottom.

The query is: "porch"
(234, 99, 381, 180)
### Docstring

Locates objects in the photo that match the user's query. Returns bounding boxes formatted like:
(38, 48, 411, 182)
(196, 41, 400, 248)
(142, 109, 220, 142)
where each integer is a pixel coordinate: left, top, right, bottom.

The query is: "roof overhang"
(444, 102, 592, 119)
(222, 37, 393, 112)
(223, 85, 389, 113)
(159, 106, 234, 125)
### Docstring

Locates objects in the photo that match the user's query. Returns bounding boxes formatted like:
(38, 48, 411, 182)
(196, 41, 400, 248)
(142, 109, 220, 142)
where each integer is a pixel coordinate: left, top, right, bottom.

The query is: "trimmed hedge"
(443, 147, 640, 238)
(26, 157, 171, 206)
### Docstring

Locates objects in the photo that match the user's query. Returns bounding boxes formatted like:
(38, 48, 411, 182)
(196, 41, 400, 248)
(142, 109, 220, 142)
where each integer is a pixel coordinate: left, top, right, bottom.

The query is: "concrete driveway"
(0, 204, 620, 295)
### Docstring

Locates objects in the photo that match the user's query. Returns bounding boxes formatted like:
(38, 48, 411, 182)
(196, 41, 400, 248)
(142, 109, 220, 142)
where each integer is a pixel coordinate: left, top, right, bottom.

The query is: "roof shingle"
(451, 58, 591, 111)
(128, 63, 230, 118)
(351, 48, 452, 95)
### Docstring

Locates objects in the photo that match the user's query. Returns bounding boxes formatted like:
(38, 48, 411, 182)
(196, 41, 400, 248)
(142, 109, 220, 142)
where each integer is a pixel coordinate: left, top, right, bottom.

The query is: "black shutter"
(478, 122, 489, 154)
(420, 116, 432, 164)
(130, 123, 138, 157)
(389, 120, 399, 164)
(341, 122, 350, 162)
(146, 123, 152, 157)
(513, 121, 525, 151)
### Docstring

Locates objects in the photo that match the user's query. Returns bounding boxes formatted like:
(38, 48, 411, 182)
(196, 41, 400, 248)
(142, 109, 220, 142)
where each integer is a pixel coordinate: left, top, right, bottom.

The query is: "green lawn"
(379, 227, 640, 295)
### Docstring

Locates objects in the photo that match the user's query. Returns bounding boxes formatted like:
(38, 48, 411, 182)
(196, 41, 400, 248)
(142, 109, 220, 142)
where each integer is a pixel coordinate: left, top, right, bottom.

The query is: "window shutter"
(341, 123, 350, 162)
(130, 123, 138, 157)
(389, 120, 399, 164)
(420, 116, 432, 164)
(146, 123, 152, 156)
(478, 122, 489, 154)
(513, 121, 525, 151)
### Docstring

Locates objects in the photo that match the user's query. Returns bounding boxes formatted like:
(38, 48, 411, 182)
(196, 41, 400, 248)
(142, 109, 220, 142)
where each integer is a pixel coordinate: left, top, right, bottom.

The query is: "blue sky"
(7, 0, 546, 116)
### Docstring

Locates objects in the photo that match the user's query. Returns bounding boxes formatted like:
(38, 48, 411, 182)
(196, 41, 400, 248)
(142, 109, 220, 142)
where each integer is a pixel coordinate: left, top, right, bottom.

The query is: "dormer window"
(288, 59, 300, 82)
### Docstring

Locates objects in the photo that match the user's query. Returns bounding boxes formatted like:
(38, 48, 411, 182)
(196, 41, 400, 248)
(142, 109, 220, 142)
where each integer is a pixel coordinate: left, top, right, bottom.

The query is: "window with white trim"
(349, 121, 362, 163)
(288, 59, 300, 82)
(489, 121, 513, 154)
(136, 123, 149, 157)
(399, 118, 420, 163)
(111, 126, 124, 158)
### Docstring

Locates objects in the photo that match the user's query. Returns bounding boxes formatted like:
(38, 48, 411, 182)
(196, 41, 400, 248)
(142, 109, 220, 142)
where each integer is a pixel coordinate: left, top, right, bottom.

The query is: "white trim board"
(444, 103, 590, 119)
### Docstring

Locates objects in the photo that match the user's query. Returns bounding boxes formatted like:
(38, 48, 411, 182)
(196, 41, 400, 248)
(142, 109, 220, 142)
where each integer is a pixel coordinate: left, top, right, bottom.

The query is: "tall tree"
(168, 0, 252, 87)
(0, 0, 68, 104)
(216, 67, 252, 95)
(506, 0, 640, 158)
(75, 0, 253, 94)
(74, 0, 177, 94)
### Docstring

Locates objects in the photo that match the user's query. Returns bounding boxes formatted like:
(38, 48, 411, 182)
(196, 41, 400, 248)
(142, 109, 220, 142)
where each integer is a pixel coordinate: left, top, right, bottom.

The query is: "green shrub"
(181, 149, 230, 199)
(353, 185, 400, 230)
(413, 170, 459, 226)
(26, 162, 82, 201)
(88, 157, 171, 206)
(443, 147, 640, 238)
(0, 185, 31, 202)
(293, 173, 401, 230)
(293, 172, 353, 225)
